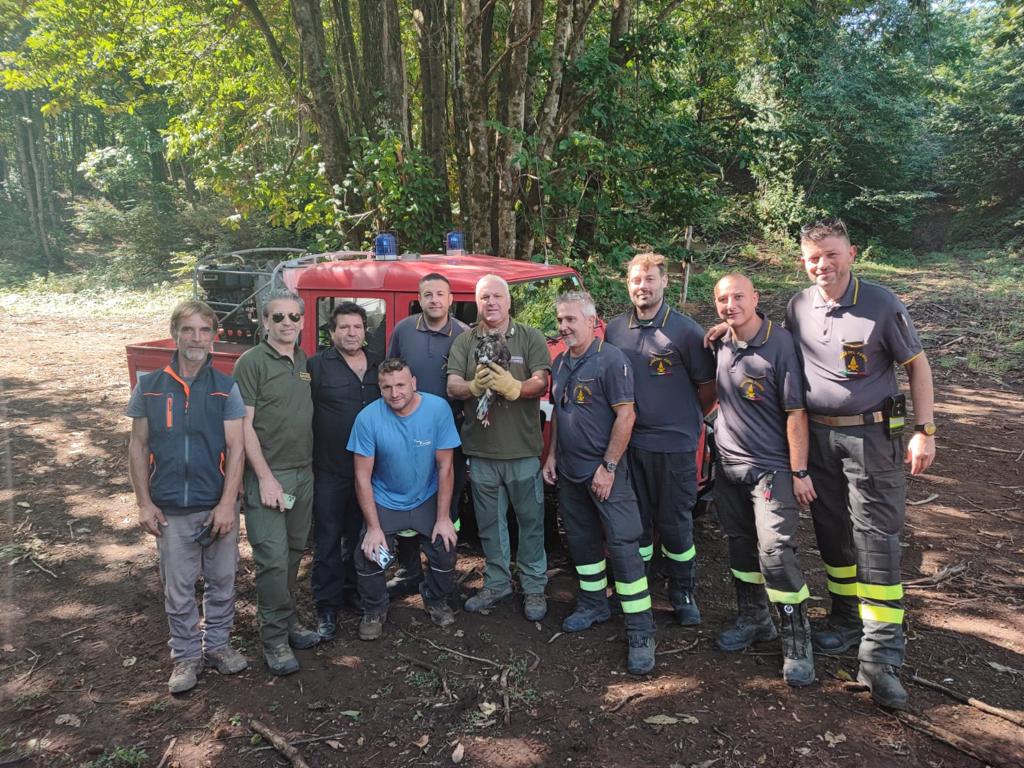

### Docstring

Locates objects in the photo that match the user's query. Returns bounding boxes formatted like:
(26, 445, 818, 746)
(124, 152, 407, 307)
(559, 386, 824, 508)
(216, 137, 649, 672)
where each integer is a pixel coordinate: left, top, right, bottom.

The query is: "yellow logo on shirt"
(841, 342, 867, 378)
(739, 377, 766, 402)
(573, 383, 593, 404)
(649, 353, 673, 376)
(298, 371, 312, 381)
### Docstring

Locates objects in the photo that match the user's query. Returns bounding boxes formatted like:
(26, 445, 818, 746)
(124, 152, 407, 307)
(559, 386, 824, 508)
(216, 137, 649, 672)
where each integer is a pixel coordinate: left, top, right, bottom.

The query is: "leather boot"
(857, 662, 908, 710)
(812, 595, 862, 654)
(626, 633, 656, 675)
(717, 580, 778, 652)
(668, 578, 701, 626)
(779, 601, 815, 687)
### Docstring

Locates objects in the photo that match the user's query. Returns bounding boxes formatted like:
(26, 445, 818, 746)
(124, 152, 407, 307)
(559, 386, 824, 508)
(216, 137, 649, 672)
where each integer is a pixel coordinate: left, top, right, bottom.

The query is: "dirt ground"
(1, 275, 1023, 768)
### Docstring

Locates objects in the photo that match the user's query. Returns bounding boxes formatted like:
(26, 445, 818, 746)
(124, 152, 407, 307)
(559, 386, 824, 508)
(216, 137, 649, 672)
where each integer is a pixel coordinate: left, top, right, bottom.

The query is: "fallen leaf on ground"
(834, 669, 853, 682)
(478, 701, 497, 716)
(673, 713, 699, 724)
(55, 714, 81, 727)
(987, 661, 1023, 675)
(340, 710, 361, 719)
(644, 714, 679, 725)
(121, 656, 136, 668)
(326, 740, 342, 750)
(451, 742, 465, 764)
(823, 731, 846, 748)
(414, 734, 429, 749)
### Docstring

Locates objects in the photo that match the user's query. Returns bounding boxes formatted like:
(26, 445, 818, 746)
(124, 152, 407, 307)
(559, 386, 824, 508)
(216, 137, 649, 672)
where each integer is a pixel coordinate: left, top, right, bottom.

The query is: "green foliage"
(83, 747, 148, 768)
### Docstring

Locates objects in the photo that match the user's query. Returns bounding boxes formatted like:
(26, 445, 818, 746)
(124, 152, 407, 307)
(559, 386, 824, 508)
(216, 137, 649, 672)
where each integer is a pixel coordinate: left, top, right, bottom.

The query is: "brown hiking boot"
(168, 658, 202, 694)
(205, 645, 248, 675)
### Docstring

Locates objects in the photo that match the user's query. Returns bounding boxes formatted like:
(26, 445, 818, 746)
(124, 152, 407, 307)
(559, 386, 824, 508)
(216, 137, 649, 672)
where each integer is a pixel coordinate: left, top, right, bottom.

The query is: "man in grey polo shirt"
(784, 218, 936, 709)
(711, 274, 816, 687)
(605, 252, 716, 625)
(387, 273, 469, 597)
(542, 291, 656, 675)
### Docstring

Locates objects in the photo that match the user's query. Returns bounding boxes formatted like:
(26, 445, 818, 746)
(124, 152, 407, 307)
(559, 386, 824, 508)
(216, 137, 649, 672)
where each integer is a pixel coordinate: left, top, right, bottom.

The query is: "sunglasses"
(271, 312, 302, 323)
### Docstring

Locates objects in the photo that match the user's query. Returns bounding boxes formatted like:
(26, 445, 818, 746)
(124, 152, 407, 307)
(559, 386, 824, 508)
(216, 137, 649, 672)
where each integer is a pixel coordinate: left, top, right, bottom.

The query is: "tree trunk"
(448, 0, 471, 232)
(495, 0, 531, 259)
(329, 0, 364, 137)
(414, 0, 452, 225)
(14, 93, 52, 266)
(359, 0, 410, 145)
(290, 0, 350, 190)
(572, 0, 631, 260)
(461, 0, 492, 252)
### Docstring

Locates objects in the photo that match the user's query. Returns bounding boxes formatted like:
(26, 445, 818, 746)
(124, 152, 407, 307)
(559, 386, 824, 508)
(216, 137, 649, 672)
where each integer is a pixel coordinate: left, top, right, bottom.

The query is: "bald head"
(714, 273, 761, 339)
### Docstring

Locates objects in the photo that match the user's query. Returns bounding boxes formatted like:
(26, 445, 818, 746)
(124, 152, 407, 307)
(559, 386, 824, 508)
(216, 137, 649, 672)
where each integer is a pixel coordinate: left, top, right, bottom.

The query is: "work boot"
(167, 658, 202, 694)
(204, 645, 248, 675)
(562, 598, 611, 632)
(523, 593, 548, 622)
(316, 610, 338, 642)
(358, 613, 386, 641)
(668, 580, 701, 626)
(716, 580, 778, 652)
(464, 586, 513, 613)
(626, 633, 656, 676)
(420, 583, 455, 628)
(857, 662, 909, 710)
(264, 644, 299, 676)
(287, 624, 321, 650)
(812, 596, 862, 654)
(779, 602, 815, 687)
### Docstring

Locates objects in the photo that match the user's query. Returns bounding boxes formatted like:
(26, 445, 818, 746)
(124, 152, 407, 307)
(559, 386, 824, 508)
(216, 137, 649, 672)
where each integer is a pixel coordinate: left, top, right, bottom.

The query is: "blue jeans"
(311, 469, 362, 612)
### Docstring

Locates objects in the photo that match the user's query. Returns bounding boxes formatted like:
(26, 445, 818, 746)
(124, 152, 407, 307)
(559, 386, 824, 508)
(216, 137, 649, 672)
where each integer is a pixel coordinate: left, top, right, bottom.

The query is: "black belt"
(808, 411, 883, 427)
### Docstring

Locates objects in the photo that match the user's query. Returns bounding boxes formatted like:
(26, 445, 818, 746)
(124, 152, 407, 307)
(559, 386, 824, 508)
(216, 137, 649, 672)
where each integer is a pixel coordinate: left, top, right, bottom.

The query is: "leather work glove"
(486, 362, 521, 401)
(468, 363, 492, 398)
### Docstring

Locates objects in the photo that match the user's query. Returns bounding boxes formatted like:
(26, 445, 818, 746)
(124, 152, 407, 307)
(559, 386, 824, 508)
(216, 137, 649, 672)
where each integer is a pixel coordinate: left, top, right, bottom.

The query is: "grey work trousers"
(715, 462, 808, 603)
(156, 507, 240, 662)
(808, 421, 907, 666)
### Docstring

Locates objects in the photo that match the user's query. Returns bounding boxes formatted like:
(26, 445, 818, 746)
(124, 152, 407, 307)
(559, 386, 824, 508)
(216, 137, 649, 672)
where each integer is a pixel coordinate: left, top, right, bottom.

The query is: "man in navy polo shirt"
(711, 274, 816, 687)
(348, 359, 462, 640)
(387, 273, 469, 597)
(543, 291, 656, 675)
(605, 252, 716, 625)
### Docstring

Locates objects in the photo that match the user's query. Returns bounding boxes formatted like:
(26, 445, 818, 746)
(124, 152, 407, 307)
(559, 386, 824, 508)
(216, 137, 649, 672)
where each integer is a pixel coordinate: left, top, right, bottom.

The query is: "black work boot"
(717, 580, 778, 651)
(779, 601, 815, 687)
(812, 595, 862, 654)
(668, 578, 701, 626)
(857, 662, 908, 710)
(626, 633, 656, 675)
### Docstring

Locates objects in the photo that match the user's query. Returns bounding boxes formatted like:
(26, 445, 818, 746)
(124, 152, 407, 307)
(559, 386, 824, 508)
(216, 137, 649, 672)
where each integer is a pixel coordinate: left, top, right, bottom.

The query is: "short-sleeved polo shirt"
(347, 393, 461, 511)
(234, 341, 314, 470)
(388, 314, 469, 399)
(447, 320, 551, 460)
(714, 315, 805, 472)
(551, 339, 634, 483)
(605, 302, 716, 453)
(785, 275, 923, 416)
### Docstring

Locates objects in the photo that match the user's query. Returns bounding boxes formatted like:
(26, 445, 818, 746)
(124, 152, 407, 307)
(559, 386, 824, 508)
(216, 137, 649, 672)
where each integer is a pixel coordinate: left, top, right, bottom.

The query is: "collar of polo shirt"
(813, 274, 861, 310)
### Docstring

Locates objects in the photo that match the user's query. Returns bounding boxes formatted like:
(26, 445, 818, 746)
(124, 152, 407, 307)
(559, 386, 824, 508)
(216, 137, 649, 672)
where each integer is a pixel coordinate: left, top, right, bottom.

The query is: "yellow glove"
(486, 362, 521, 401)
(468, 364, 492, 398)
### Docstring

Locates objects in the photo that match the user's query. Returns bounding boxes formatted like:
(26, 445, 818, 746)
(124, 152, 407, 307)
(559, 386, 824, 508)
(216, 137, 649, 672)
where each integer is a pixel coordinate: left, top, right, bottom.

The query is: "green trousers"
(469, 456, 548, 594)
(243, 465, 314, 648)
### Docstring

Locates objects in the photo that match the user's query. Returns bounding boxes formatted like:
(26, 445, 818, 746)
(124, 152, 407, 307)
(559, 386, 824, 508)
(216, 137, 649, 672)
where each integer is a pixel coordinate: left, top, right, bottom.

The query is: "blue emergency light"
(446, 231, 466, 255)
(374, 233, 398, 260)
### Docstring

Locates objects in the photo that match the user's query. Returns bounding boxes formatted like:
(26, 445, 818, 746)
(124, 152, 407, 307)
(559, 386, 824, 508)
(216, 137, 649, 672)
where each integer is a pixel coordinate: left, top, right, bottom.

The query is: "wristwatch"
(914, 422, 937, 436)
(602, 460, 618, 473)
(792, 469, 810, 479)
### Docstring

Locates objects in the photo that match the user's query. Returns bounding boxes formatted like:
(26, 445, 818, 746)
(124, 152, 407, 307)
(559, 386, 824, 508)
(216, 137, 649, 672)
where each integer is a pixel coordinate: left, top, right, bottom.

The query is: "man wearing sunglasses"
(234, 289, 320, 675)
(542, 291, 656, 675)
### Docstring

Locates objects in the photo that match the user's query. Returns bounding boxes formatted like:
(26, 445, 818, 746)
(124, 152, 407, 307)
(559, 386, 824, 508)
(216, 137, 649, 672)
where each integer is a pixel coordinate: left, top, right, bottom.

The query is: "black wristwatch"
(602, 460, 618, 473)
(792, 469, 810, 479)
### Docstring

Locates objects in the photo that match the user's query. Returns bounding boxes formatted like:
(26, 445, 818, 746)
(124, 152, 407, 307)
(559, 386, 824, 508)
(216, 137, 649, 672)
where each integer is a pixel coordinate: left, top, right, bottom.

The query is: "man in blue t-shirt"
(347, 358, 462, 640)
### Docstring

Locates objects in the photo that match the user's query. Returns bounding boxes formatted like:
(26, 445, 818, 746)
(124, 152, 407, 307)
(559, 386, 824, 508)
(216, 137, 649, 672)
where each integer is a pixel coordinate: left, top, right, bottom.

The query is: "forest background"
(1, 0, 1022, 307)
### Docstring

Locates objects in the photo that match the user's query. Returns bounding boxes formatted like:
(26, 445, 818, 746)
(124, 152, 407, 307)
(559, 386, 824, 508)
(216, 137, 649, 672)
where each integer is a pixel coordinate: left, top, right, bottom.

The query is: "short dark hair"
(419, 272, 451, 289)
(330, 301, 367, 330)
(378, 357, 410, 376)
(800, 217, 849, 243)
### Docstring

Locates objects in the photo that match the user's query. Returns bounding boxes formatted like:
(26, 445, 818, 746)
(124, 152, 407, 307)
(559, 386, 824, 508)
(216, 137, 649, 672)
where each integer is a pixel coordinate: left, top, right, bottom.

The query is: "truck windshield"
(449, 274, 583, 336)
